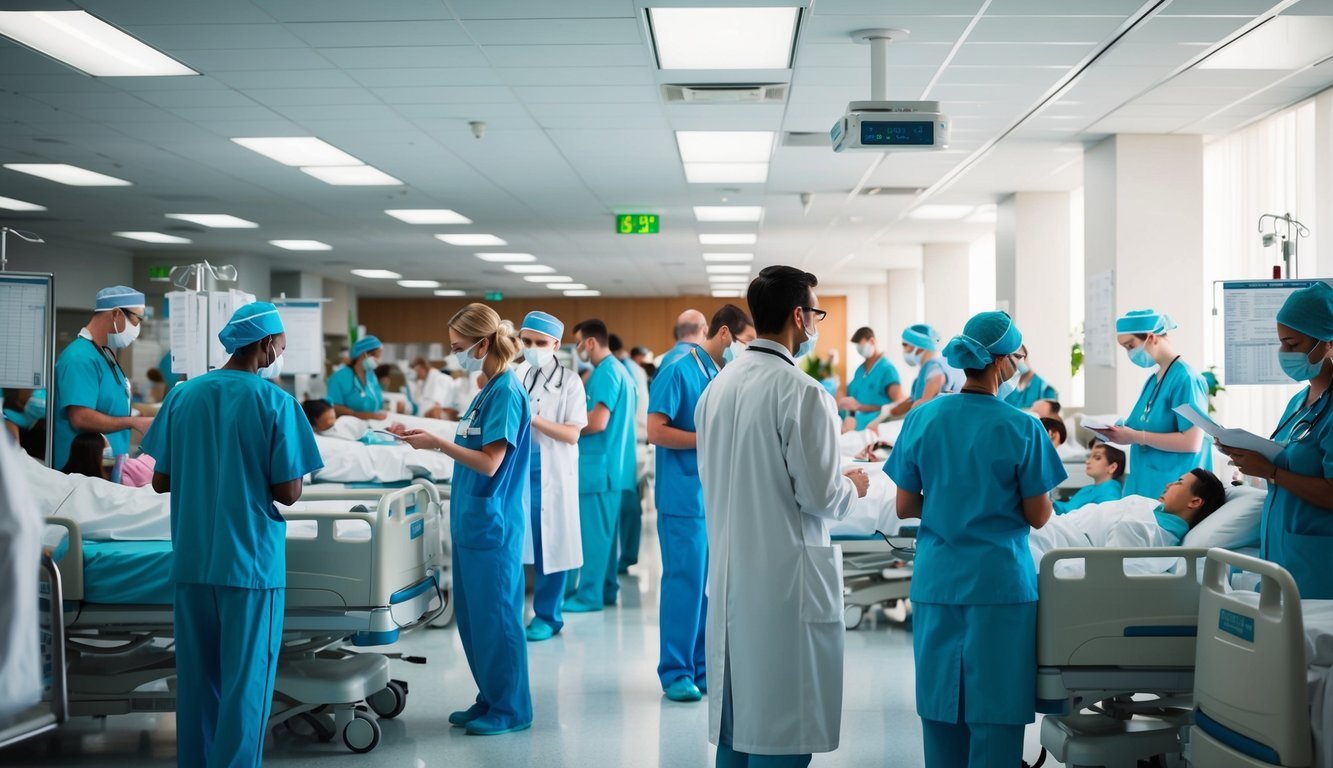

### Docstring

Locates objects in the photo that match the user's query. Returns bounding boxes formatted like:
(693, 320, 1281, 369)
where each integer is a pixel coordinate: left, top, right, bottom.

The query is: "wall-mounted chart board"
(1221, 278, 1333, 385)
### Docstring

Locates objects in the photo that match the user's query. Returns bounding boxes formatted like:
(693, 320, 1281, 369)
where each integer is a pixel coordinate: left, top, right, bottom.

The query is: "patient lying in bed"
(301, 400, 454, 483)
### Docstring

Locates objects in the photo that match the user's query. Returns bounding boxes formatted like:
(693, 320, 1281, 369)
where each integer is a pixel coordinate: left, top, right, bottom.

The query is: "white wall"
(1315, 89, 1333, 277)
(923, 243, 972, 340)
(5, 240, 134, 311)
(887, 268, 923, 345)
(323, 278, 357, 338)
(996, 193, 1074, 400)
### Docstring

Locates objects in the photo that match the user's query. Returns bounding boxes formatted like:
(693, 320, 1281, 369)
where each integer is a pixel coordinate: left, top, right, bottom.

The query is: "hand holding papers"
(1173, 403, 1283, 462)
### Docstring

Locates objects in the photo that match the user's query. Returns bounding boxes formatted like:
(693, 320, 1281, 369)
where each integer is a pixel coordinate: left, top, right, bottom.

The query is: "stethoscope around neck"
(1270, 386, 1331, 443)
(525, 358, 567, 394)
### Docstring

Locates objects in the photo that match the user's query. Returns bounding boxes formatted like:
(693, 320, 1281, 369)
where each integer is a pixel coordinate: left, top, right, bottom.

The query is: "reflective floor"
(2, 512, 1056, 767)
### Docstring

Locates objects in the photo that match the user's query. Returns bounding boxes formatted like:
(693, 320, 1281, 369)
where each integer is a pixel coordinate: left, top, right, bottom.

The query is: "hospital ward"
(4, 3, 1333, 768)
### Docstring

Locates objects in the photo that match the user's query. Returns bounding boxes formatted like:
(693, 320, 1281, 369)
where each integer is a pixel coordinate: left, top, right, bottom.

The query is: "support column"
(1314, 89, 1333, 277)
(922, 243, 971, 341)
(996, 192, 1074, 401)
(886, 267, 922, 351)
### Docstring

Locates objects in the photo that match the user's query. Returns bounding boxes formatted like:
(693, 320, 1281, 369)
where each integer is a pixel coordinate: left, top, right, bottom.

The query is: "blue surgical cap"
(351, 335, 382, 360)
(218, 302, 284, 354)
(1115, 308, 1178, 335)
(1276, 282, 1333, 342)
(943, 311, 1023, 370)
(521, 311, 564, 341)
(902, 324, 940, 352)
(95, 285, 145, 311)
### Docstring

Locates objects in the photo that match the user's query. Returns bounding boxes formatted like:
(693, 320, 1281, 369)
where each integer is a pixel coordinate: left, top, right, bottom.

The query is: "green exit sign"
(485, 291, 504, 301)
(616, 213, 659, 234)
(148, 265, 172, 281)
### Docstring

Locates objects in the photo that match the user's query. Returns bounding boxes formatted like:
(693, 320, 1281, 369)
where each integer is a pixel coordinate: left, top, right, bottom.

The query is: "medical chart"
(0, 273, 50, 389)
(1222, 279, 1332, 385)
(274, 301, 324, 376)
(1084, 270, 1116, 368)
(167, 291, 208, 380)
(1173, 403, 1282, 462)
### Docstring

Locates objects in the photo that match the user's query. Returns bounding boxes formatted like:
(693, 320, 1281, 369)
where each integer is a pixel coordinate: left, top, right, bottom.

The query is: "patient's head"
(1040, 417, 1066, 448)
(301, 399, 337, 433)
(62, 432, 108, 480)
(1030, 399, 1061, 420)
(1158, 469, 1227, 528)
(1086, 441, 1126, 483)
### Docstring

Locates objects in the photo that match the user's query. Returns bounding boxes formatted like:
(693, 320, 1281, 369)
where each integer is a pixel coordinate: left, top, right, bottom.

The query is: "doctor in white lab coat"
(696, 266, 870, 767)
(515, 311, 587, 642)
(405, 357, 455, 419)
(0, 435, 43, 723)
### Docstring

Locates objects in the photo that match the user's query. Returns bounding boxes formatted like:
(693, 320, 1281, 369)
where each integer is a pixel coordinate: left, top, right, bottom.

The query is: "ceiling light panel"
(908, 205, 976, 220)
(712, 290, 743, 298)
(397, 279, 440, 288)
(699, 233, 757, 245)
(694, 206, 763, 222)
(113, 231, 189, 244)
(649, 8, 799, 70)
(164, 213, 257, 228)
(0, 195, 45, 211)
(437, 234, 507, 246)
(301, 165, 402, 185)
(0, 11, 197, 77)
(231, 137, 363, 167)
(475, 252, 535, 263)
(684, 163, 769, 184)
(385, 209, 471, 224)
(553, 283, 588, 290)
(709, 275, 749, 283)
(524, 275, 573, 283)
(702, 253, 754, 262)
(351, 269, 402, 279)
(706, 265, 751, 274)
(270, 239, 332, 251)
(504, 265, 555, 274)
(676, 131, 776, 163)
(434, 289, 466, 297)
(4, 163, 130, 186)
(565, 290, 601, 297)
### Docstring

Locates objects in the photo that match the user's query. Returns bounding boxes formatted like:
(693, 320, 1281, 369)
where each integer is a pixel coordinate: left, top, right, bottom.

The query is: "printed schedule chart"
(0, 273, 52, 389)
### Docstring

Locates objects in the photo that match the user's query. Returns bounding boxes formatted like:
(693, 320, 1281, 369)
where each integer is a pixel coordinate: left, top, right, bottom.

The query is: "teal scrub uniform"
(1004, 373, 1058, 409)
(910, 357, 951, 403)
(140, 370, 322, 768)
(325, 365, 383, 414)
(847, 356, 901, 430)
(658, 341, 694, 373)
(1122, 359, 1213, 498)
(1053, 479, 1123, 515)
(569, 356, 636, 610)
(1260, 387, 1333, 599)
(648, 345, 715, 690)
(885, 392, 1066, 767)
(53, 336, 132, 469)
(616, 355, 643, 573)
(450, 369, 533, 732)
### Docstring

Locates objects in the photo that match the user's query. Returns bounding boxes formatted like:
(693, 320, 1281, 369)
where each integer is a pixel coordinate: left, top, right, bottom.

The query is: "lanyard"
(1270, 386, 1331, 442)
(464, 374, 505, 424)
(690, 346, 717, 381)
(747, 345, 794, 366)
(1140, 356, 1180, 419)
(82, 335, 126, 386)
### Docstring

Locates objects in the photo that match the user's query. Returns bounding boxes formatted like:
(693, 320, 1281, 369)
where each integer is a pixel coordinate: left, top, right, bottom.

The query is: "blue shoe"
(695, 674, 707, 694)
(562, 598, 602, 614)
(664, 676, 702, 702)
(465, 714, 532, 736)
(525, 619, 557, 642)
(448, 702, 488, 727)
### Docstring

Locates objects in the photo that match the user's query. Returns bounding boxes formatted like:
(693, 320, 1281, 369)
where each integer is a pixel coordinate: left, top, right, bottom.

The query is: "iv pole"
(0, 226, 45, 271)
(1257, 213, 1310, 278)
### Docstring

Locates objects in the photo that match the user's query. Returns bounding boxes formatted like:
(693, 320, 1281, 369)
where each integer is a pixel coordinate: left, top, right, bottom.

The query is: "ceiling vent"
(662, 83, 788, 104)
(783, 131, 828, 147)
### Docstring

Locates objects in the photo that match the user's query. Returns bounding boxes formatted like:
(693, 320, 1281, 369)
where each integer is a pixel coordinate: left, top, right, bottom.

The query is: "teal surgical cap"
(351, 335, 382, 360)
(902, 324, 940, 352)
(95, 285, 145, 311)
(1115, 308, 1178, 335)
(521, 310, 564, 341)
(943, 311, 1023, 370)
(219, 302, 284, 354)
(1277, 281, 1333, 341)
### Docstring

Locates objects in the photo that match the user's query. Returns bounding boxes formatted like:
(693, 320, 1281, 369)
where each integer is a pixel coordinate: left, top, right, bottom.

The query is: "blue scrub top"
(648, 345, 717, 517)
(326, 365, 383, 414)
(1260, 387, 1333, 599)
(451, 370, 531, 551)
(158, 350, 182, 397)
(53, 336, 132, 469)
(1122, 359, 1213, 498)
(848, 356, 901, 430)
(1053, 479, 1123, 515)
(1004, 373, 1058, 409)
(657, 341, 693, 373)
(886, 393, 1067, 604)
(141, 370, 323, 589)
(910, 357, 952, 402)
(579, 355, 636, 494)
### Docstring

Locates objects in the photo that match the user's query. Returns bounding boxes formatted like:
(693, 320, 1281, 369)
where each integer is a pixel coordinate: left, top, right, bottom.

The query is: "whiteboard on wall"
(1221, 278, 1332, 385)
(274, 301, 325, 376)
(0, 272, 53, 390)
(1084, 270, 1116, 368)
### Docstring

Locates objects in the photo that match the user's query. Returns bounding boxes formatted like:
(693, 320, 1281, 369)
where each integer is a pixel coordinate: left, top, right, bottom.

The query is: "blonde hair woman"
(401, 303, 534, 734)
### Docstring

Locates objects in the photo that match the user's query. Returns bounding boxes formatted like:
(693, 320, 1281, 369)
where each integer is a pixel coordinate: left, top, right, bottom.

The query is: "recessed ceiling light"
(524, 275, 573, 283)
(164, 213, 257, 228)
(684, 163, 769, 184)
(114, 231, 190, 244)
(648, 8, 799, 70)
(552, 283, 588, 290)
(301, 165, 402, 186)
(676, 131, 776, 163)
(231, 137, 362, 167)
(706, 265, 751, 274)
(385, 209, 471, 225)
(351, 269, 402, 279)
(0, 10, 198, 77)
(709, 275, 749, 284)
(397, 279, 441, 288)
(908, 205, 976, 220)
(270, 239, 332, 251)
(966, 204, 997, 224)
(504, 264, 555, 274)
(0, 195, 45, 211)
(436, 234, 507, 246)
(564, 290, 601, 297)
(700, 233, 757, 245)
(434, 289, 466, 297)
(5, 163, 130, 186)
(703, 253, 754, 262)
(475, 252, 535, 263)
(694, 206, 763, 222)
(711, 290, 743, 298)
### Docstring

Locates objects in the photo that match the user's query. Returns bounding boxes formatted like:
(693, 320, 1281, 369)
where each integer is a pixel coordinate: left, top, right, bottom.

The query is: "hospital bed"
(0, 553, 68, 751)
(830, 457, 913, 630)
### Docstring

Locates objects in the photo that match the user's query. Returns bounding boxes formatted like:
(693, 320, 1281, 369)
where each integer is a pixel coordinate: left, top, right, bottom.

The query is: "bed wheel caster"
(286, 712, 336, 743)
(368, 680, 407, 719)
(342, 710, 381, 753)
(844, 605, 864, 630)
(429, 588, 455, 628)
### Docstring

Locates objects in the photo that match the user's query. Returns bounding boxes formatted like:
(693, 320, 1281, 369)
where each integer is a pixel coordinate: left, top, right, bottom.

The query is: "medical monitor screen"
(860, 120, 934, 146)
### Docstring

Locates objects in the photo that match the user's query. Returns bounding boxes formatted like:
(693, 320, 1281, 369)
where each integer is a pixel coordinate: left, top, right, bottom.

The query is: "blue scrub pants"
(716, 656, 810, 768)
(570, 489, 618, 608)
(657, 513, 707, 688)
(618, 487, 642, 571)
(528, 453, 564, 632)
(174, 583, 283, 768)
(921, 718, 1025, 768)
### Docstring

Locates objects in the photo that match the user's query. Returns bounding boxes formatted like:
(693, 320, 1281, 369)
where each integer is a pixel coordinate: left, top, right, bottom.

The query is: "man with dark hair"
(1054, 441, 1125, 514)
(839, 326, 903, 431)
(696, 266, 870, 765)
(1040, 417, 1067, 448)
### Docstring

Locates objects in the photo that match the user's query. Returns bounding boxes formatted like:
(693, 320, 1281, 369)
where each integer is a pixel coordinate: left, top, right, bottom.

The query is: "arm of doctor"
(532, 415, 580, 445)
(68, 405, 153, 435)
(646, 412, 695, 450)
(785, 389, 868, 521)
(398, 431, 509, 477)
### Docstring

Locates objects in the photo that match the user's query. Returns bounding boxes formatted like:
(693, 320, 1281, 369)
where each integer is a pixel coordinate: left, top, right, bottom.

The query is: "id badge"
(456, 418, 472, 436)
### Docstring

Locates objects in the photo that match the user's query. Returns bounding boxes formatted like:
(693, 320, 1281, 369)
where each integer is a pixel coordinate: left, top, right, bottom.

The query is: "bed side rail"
(43, 516, 83, 602)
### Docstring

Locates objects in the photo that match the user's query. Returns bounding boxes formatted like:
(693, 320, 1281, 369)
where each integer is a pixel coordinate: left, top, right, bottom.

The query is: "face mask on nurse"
(903, 348, 922, 367)
(1126, 338, 1156, 369)
(1279, 340, 1330, 382)
(259, 339, 284, 379)
(996, 355, 1022, 400)
(856, 341, 875, 359)
(523, 347, 554, 369)
(106, 309, 142, 350)
(795, 309, 819, 358)
(453, 339, 486, 374)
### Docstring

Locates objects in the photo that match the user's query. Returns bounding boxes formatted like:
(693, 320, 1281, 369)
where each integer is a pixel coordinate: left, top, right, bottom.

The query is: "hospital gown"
(1028, 494, 1190, 577)
(1053, 479, 1122, 515)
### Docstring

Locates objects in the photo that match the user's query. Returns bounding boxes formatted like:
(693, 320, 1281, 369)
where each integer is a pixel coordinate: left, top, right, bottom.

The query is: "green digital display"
(617, 213, 659, 234)
(148, 265, 172, 281)
(484, 291, 504, 301)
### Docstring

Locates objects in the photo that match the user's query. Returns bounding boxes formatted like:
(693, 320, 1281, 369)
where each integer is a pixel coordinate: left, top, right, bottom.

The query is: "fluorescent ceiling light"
(270, 239, 332, 251)
(4, 163, 130, 186)
(676, 131, 776, 163)
(475, 252, 534, 263)
(712, 290, 743, 298)
(231, 137, 362, 167)
(908, 205, 975, 221)
(966, 205, 997, 224)
(694, 206, 763, 223)
(351, 269, 402, 279)
(553, 283, 588, 290)
(703, 253, 754, 262)
(434, 289, 466, 297)
(301, 165, 402, 186)
(0, 10, 197, 77)
(699, 233, 758, 246)
(564, 290, 601, 297)
(113, 231, 189, 244)
(504, 264, 555, 274)
(707, 265, 751, 274)
(649, 7, 799, 70)
(397, 279, 440, 288)
(524, 275, 573, 284)
(0, 195, 45, 211)
(709, 275, 749, 284)
(437, 234, 507, 246)
(165, 213, 257, 228)
(684, 163, 769, 184)
(1199, 16, 1333, 70)
(385, 209, 471, 225)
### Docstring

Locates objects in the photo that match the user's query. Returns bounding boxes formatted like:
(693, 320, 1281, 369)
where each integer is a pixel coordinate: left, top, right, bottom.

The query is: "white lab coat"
(516, 358, 587, 573)
(408, 368, 454, 415)
(1028, 495, 1186, 577)
(0, 438, 43, 722)
(695, 339, 859, 755)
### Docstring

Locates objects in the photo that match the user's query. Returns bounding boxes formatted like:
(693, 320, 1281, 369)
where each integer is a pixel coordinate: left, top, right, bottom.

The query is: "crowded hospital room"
(4, 3, 1333, 768)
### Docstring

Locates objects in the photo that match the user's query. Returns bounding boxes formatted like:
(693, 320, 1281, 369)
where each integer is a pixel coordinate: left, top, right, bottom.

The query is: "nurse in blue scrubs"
(884, 323, 955, 421)
(142, 302, 323, 767)
(1220, 283, 1333, 599)
(886, 311, 1066, 768)
(1094, 309, 1212, 498)
(400, 303, 533, 735)
(326, 335, 387, 419)
(1004, 344, 1059, 409)
(838, 327, 902, 431)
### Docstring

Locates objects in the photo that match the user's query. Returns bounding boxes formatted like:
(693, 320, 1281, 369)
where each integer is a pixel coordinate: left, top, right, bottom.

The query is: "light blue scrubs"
(140, 370, 322, 768)
(847, 356, 901, 430)
(1004, 373, 1058, 409)
(648, 344, 715, 690)
(569, 355, 636, 610)
(1122, 359, 1213, 498)
(325, 364, 383, 414)
(53, 336, 131, 469)
(450, 369, 534, 731)
(1260, 387, 1333, 599)
(909, 356, 952, 403)
(616, 355, 643, 573)
(885, 392, 1066, 767)
(658, 341, 694, 373)
(1053, 479, 1123, 515)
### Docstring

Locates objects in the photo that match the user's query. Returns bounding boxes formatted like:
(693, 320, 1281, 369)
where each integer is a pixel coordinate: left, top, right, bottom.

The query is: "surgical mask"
(1127, 345, 1156, 369)
(997, 360, 1021, 400)
(362, 356, 379, 372)
(723, 340, 746, 364)
(1279, 343, 1328, 382)
(795, 323, 818, 359)
(856, 342, 875, 359)
(453, 340, 484, 374)
(259, 354, 284, 379)
(1017, 360, 1030, 375)
(576, 343, 591, 363)
(106, 312, 140, 350)
(903, 350, 921, 368)
(524, 347, 554, 369)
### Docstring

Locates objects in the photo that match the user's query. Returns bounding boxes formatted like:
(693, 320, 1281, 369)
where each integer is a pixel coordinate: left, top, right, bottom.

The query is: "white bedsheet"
(313, 435, 453, 483)
(1027, 495, 1183, 577)
(830, 461, 900, 537)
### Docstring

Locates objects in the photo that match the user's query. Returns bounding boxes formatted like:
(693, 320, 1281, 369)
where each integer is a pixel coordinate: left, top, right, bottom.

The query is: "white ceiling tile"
(0, 74, 106, 93)
(0, 47, 88, 76)
(24, 91, 151, 111)
(803, 15, 975, 44)
(266, 104, 404, 122)
(373, 86, 517, 105)
(449, 0, 636, 19)
(132, 89, 260, 109)
(393, 102, 534, 120)
(815, 0, 984, 14)
(77, 0, 274, 24)
(936, 65, 1067, 86)
(164, 106, 288, 123)
(525, 102, 665, 119)
(967, 15, 1127, 43)
(346, 68, 504, 87)
(122, 24, 308, 50)
(177, 48, 336, 72)
(1093, 41, 1209, 67)
(799, 42, 953, 68)
(1157, 0, 1277, 14)
(483, 44, 653, 67)
(952, 42, 1094, 67)
(984, 0, 1145, 14)
(246, 88, 383, 108)
(497, 66, 655, 86)
(1129, 16, 1251, 44)
(1284, 0, 1333, 14)
(319, 46, 490, 69)
(211, 70, 364, 89)
(254, 0, 455, 22)
(512, 85, 660, 104)
(535, 114, 667, 129)
(461, 18, 642, 46)
(287, 21, 472, 48)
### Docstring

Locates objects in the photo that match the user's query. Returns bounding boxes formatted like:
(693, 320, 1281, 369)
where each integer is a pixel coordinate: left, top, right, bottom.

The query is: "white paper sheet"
(274, 301, 324, 376)
(1174, 403, 1283, 462)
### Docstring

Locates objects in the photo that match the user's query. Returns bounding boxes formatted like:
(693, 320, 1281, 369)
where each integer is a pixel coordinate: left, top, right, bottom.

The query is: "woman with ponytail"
(401, 303, 534, 735)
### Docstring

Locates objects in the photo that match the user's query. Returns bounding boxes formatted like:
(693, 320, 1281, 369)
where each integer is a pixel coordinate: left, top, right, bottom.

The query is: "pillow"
(1182, 484, 1266, 549)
